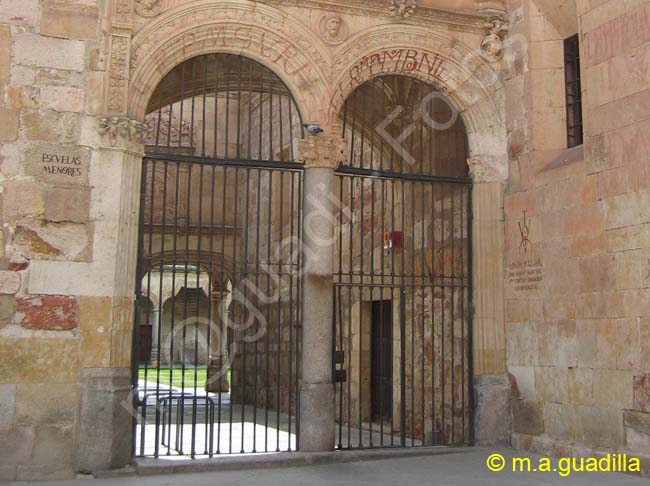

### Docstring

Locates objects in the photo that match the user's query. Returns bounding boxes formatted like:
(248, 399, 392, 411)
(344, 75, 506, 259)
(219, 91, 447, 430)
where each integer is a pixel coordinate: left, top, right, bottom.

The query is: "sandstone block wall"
(0, 0, 138, 480)
(505, 0, 650, 470)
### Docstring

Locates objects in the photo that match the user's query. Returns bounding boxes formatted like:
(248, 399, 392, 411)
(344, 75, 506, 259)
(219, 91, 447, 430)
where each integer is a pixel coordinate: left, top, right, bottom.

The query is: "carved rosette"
(480, 17, 508, 63)
(134, 0, 162, 18)
(388, 0, 416, 19)
(98, 117, 147, 147)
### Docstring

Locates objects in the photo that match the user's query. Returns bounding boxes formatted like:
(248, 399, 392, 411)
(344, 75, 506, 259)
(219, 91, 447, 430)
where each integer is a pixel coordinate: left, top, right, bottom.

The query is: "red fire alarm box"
(383, 231, 403, 250)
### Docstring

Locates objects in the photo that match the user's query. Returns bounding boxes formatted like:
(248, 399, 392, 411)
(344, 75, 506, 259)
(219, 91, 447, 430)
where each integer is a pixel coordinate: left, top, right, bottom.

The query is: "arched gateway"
(333, 75, 472, 448)
(133, 54, 304, 457)
(124, 0, 508, 464)
(133, 52, 474, 456)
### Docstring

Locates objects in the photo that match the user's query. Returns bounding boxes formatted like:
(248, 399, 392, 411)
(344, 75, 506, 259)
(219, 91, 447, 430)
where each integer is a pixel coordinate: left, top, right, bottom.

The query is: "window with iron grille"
(564, 34, 583, 147)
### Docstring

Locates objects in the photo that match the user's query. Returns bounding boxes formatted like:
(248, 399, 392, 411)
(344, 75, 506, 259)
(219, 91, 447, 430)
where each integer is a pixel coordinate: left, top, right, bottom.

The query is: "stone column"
(207, 290, 230, 393)
(298, 129, 345, 452)
(467, 155, 510, 446)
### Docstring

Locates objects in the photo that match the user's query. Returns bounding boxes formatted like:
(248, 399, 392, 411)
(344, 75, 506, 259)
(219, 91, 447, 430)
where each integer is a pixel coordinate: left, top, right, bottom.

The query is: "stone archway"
(128, 0, 332, 125)
(325, 25, 511, 444)
(327, 25, 508, 179)
(80, 0, 512, 469)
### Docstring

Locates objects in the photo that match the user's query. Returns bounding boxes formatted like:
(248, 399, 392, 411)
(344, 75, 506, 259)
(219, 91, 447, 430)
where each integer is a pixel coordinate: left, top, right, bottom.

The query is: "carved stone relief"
(318, 13, 348, 46)
(388, 0, 416, 19)
(135, 0, 163, 17)
(480, 16, 508, 62)
(107, 35, 130, 114)
(98, 116, 147, 146)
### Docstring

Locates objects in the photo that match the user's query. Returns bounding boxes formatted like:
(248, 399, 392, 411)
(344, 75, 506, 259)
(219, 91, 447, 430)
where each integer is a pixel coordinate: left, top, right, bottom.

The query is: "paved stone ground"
(4, 448, 650, 485)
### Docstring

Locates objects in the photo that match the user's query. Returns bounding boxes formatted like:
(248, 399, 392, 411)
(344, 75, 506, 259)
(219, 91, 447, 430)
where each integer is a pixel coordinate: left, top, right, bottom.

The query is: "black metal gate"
(133, 54, 304, 458)
(333, 75, 473, 449)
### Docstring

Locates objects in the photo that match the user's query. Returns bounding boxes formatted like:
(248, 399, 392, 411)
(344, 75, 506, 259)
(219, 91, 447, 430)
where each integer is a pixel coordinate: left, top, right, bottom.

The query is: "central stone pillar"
(298, 128, 345, 452)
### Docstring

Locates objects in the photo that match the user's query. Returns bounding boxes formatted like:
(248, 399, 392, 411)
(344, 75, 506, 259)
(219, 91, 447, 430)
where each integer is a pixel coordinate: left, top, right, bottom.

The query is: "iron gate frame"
(131, 53, 306, 459)
(332, 74, 475, 451)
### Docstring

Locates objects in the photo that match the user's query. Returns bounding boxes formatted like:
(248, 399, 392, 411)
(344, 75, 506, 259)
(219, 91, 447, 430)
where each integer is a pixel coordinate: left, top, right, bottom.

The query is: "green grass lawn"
(138, 367, 231, 390)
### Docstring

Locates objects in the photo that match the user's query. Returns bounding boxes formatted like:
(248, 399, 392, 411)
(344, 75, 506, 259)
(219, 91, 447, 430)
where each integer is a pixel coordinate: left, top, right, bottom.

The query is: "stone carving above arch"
(128, 0, 331, 124)
(480, 16, 508, 62)
(135, 0, 163, 17)
(388, 0, 417, 19)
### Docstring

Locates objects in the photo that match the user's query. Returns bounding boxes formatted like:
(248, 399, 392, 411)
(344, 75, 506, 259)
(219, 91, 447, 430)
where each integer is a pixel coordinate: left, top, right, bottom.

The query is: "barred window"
(564, 34, 583, 148)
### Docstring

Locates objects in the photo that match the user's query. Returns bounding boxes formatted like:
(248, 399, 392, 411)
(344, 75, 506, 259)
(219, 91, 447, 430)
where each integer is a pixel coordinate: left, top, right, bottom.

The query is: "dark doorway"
(371, 300, 393, 422)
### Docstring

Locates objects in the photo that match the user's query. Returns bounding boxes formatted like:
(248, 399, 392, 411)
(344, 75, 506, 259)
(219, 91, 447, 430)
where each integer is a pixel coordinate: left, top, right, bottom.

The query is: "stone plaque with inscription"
(508, 256, 544, 293)
(24, 143, 90, 185)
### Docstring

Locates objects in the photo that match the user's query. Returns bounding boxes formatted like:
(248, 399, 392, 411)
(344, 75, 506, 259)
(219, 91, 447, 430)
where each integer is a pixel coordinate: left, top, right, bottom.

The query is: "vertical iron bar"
(467, 185, 475, 445)
(264, 169, 272, 452)
(276, 170, 284, 451)
(240, 167, 251, 453)
(217, 165, 228, 454)
(133, 159, 148, 457)
(440, 182, 445, 444)
(206, 162, 217, 458)
(400, 286, 406, 447)
(252, 168, 262, 452)
(228, 167, 239, 454)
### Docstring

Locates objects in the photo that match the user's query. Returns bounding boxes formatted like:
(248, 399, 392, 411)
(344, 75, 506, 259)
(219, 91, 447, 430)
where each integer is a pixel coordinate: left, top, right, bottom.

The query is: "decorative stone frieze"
(106, 35, 130, 114)
(480, 16, 508, 62)
(112, 0, 134, 28)
(98, 116, 146, 146)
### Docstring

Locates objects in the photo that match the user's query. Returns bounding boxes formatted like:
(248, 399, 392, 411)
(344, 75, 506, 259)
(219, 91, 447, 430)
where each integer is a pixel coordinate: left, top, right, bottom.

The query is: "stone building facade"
(0, 0, 648, 481)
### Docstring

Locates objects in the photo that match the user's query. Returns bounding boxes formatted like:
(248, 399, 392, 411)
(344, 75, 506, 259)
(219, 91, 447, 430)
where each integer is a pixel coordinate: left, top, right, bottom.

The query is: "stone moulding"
(246, 0, 488, 33)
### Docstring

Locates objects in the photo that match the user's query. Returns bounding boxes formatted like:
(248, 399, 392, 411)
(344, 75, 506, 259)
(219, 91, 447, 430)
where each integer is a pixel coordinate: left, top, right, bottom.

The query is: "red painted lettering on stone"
(259, 32, 274, 59)
(402, 49, 419, 72)
(204, 26, 227, 48)
(233, 26, 252, 49)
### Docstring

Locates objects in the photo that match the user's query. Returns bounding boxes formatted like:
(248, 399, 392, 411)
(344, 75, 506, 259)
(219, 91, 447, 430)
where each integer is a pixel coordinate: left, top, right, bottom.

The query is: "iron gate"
(133, 54, 304, 458)
(333, 75, 473, 449)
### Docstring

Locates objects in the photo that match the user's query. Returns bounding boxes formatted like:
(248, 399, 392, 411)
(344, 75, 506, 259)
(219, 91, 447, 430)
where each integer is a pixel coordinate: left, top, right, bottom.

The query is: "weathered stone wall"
(0, 0, 113, 481)
(505, 0, 650, 470)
